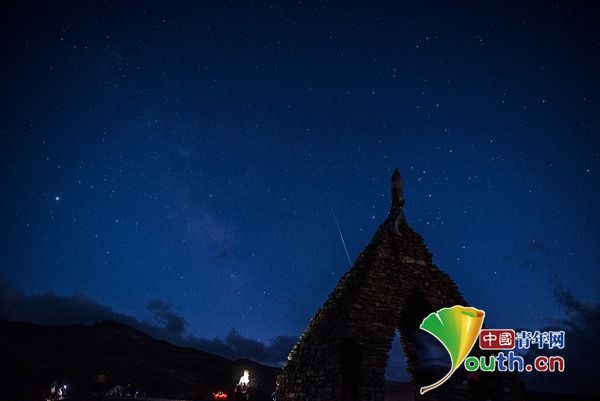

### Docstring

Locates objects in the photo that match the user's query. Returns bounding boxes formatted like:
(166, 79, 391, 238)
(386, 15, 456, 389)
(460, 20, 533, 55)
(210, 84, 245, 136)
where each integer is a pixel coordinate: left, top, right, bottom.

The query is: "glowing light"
(238, 370, 250, 386)
(213, 391, 228, 399)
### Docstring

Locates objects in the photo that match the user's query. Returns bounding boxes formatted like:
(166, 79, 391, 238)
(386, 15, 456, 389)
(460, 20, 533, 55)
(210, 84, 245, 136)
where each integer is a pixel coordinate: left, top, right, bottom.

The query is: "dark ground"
(0, 320, 278, 401)
(1, 320, 594, 401)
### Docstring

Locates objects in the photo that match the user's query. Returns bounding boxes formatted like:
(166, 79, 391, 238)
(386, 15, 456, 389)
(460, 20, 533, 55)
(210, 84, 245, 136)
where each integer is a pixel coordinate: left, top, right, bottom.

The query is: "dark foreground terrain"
(1, 320, 595, 401)
(382, 381, 594, 401)
(0, 320, 278, 401)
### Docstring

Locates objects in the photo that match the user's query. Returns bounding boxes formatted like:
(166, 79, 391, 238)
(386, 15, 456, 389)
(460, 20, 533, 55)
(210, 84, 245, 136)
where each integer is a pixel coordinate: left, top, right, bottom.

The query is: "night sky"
(1, 0, 599, 390)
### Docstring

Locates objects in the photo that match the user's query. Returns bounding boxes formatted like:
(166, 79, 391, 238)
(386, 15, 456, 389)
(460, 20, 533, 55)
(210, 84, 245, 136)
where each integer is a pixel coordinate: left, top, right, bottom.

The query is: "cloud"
(147, 300, 187, 335)
(523, 285, 600, 394)
(0, 283, 296, 365)
(0, 282, 139, 327)
(188, 330, 298, 365)
(512, 233, 548, 269)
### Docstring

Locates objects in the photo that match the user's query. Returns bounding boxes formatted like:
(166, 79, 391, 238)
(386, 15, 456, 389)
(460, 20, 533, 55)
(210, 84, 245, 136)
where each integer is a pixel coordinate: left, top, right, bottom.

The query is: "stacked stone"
(276, 170, 525, 401)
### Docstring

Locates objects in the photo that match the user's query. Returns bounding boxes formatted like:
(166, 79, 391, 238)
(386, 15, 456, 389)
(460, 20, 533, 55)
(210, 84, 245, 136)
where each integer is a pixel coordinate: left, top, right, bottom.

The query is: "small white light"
(238, 370, 250, 386)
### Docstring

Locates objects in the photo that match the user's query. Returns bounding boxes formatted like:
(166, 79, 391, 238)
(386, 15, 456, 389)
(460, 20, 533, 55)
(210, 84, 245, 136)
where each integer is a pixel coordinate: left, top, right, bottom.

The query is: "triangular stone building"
(276, 170, 524, 401)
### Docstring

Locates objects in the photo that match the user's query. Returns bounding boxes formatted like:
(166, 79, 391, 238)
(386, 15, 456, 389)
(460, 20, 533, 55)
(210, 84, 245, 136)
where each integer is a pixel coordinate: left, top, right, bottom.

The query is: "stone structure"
(276, 170, 525, 401)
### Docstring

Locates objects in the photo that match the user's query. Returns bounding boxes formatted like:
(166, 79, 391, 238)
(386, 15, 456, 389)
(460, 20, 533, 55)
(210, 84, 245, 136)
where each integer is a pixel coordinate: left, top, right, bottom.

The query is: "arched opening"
(382, 290, 454, 399)
(385, 331, 413, 400)
(398, 290, 450, 394)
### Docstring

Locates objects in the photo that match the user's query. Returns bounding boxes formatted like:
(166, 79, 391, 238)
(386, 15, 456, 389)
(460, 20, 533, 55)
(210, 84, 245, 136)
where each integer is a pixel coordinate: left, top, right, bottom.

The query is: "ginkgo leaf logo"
(419, 305, 485, 394)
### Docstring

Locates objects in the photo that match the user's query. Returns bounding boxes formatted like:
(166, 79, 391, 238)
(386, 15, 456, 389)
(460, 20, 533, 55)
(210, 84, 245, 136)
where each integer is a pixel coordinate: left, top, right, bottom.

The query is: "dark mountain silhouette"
(0, 319, 278, 401)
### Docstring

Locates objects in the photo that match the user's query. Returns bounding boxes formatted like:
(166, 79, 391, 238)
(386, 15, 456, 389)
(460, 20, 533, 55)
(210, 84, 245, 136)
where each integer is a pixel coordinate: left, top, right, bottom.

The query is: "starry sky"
(1, 0, 599, 389)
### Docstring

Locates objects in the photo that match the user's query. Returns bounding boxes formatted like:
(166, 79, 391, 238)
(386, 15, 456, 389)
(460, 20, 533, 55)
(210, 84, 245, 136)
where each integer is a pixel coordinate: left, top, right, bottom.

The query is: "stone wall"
(275, 170, 525, 401)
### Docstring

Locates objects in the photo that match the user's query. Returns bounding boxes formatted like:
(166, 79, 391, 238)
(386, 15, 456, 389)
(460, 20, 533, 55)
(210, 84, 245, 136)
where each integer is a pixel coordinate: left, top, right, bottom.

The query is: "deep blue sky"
(1, 0, 599, 384)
